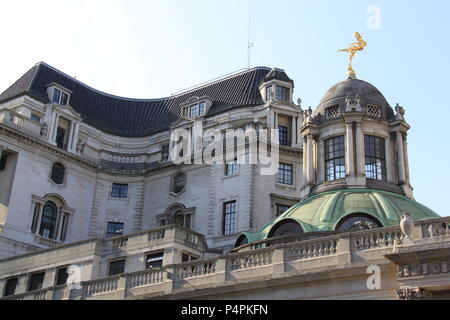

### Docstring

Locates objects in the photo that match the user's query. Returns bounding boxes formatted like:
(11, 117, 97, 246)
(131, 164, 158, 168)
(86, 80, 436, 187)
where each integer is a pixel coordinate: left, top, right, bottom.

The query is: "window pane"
(173, 174, 185, 193)
(109, 260, 125, 276)
(51, 163, 65, 185)
(364, 135, 386, 181)
(39, 202, 58, 239)
(146, 252, 163, 269)
(278, 125, 289, 146)
(106, 222, 124, 238)
(52, 88, 61, 104)
(223, 201, 237, 235)
(325, 136, 346, 181)
(111, 183, 128, 198)
(225, 160, 237, 176)
(60, 92, 69, 105)
(56, 267, 68, 286)
(276, 204, 291, 217)
(56, 127, 66, 149)
(28, 272, 45, 291)
(31, 114, 41, 122)
(277, 163, 293, 185)
(4, 278, 18, 296)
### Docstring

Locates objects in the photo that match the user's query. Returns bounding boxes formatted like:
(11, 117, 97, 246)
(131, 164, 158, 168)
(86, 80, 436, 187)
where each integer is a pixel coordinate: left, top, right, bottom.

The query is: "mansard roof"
(0, 63, 292, 137)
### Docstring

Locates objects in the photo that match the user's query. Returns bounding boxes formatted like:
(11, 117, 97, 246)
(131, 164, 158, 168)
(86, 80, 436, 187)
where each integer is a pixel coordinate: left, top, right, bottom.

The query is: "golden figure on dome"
(338, 32, 367, 78)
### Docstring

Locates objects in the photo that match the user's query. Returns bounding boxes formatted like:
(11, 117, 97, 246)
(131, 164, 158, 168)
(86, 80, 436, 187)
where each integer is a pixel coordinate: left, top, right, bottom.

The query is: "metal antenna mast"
(247, 13, 254, 69)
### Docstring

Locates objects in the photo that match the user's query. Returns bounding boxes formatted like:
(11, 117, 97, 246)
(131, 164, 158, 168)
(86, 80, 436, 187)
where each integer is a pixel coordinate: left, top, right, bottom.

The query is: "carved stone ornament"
(344, 95, 361, 112)
(40, 122, 48, 137)
(397, 287, 431, 300)
(400, 212, 414, 243)
(395, 103, 405, 121)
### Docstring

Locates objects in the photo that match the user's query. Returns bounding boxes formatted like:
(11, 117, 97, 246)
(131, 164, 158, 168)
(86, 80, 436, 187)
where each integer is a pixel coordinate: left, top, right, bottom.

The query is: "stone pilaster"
(396, 131, 406, 184)
(88, 179, 104, 237)
(133, 181, 145, 232)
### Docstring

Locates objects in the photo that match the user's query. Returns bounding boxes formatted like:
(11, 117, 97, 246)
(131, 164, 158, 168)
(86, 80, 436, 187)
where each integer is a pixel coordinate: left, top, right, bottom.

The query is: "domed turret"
(314, 78, 394, 122)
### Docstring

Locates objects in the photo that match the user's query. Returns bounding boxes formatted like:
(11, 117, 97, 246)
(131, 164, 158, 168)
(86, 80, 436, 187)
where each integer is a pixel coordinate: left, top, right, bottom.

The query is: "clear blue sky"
(1, 0, 449, 215)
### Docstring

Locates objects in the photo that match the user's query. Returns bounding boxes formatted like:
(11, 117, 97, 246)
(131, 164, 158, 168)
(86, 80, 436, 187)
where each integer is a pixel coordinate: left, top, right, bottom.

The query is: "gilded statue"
(338, 32, 367, 77)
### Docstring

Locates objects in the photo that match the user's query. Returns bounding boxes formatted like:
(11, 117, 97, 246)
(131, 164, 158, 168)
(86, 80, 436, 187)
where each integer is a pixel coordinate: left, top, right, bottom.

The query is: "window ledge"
(108, 196, 129, 201)
(223, 173, 239, 180)
(276, 183, 296, 189)
(170, 189, 185, 197)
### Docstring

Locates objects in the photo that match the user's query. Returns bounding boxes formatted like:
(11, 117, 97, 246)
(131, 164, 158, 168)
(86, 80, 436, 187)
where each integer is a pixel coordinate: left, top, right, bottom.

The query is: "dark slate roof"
(264, 68, 294, 84)
(0, 62, 293, 137)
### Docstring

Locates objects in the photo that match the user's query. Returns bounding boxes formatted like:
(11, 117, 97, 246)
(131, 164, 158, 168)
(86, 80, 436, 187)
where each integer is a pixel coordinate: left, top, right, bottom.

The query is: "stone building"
(0, 62, 449, 300)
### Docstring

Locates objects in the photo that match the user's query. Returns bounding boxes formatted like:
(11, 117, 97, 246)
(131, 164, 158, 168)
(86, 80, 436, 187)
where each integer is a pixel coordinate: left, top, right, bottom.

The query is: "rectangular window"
(109, 259, 125, 276)
(198, 101, 205, 115)
(161, 144, 169, 161)
(223, 201, 237, 236)
(28, 272, 45, 292)
(3, 277, 18, 297)
(56, 127, 66, 150)
(325, 136, 346, 181)
(31, 114, 41, 122)
(52, 88, 61, 104)
(55, 267, 68, 286)
(106, 222, 124, 238)
(365, 135, 386, 181)
(146, 252, 164, 269)
(60, 92, 69, 105)
(275, 86, 290, 101)
(111, 183, 128, 198)
(266, 86, 273, 101)
(0, 155, 7, 171)
(225, 159, 237, 176)
(278, 125, 290, 146)
(189, 103, 198, 117)
(182, 253, 199, 262)
(277, 163, 293, 185)
(276, 204, 291, 217)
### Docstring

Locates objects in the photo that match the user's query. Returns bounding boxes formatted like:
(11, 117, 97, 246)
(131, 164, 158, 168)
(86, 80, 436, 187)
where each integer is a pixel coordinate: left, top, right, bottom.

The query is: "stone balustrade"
(351, 227, 404, 252)
(0, 109, 42, 137)
(4, 218, 450, 300)
(83, 276, 120, 297)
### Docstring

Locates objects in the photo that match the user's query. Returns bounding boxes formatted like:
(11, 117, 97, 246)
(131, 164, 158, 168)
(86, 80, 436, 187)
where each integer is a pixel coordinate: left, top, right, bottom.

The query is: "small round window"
(51, 162, 65, 185)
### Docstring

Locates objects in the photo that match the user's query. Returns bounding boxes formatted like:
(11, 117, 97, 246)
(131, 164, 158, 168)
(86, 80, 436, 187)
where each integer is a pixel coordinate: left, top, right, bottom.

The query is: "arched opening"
(234, 234, 249, 248)
(335, 213, 383, 232)
(268, 219, 304, 238)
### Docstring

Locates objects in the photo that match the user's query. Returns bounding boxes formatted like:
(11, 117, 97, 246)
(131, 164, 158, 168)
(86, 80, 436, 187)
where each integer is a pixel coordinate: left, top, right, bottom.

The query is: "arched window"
(39, 201, 58, 239)
(268, 219, 304, 238)
(50, 162, 65, 185)
(173, 173, 185, 194)
(336, 214, 382, 232)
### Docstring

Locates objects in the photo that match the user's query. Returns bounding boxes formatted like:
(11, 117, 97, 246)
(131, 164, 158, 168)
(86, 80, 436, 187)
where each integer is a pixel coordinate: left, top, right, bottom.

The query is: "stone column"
(291, 116, 297, 145)
(355, 122, 366, 177)
(306, 134, 314, 184)
(385, 135, 394, 182)
(403, 134, 411, 184)
(345, 121, 355, 176)
(0, 144, 4, 158)
(67, 121, 75, 151)
(302, 136, 307, 187)
(52, 114, 60, 142)
(396, 131, 406, 184)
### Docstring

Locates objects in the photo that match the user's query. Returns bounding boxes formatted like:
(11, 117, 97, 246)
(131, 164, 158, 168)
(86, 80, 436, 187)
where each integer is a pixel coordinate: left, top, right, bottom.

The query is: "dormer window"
(51, 88, 69, 106)
(183, 101, 206, 118)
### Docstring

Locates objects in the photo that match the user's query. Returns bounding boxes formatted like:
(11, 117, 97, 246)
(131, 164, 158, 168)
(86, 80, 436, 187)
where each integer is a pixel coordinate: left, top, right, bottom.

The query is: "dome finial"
(338, 32, 367, 78)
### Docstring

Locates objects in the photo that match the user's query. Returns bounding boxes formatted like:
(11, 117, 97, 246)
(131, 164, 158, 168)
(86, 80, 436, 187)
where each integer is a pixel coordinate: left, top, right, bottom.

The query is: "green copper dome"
(236, 189, 439, 247)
